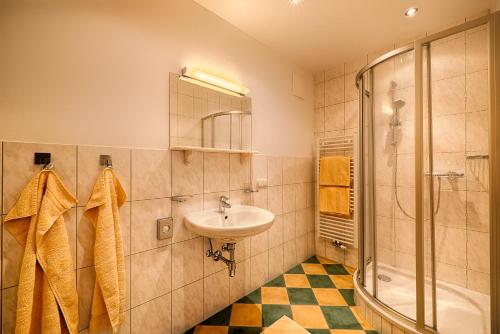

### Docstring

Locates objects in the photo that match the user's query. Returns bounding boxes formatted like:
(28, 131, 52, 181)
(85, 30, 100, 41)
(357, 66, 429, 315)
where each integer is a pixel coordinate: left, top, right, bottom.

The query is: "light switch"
(157, 217, 173, 240)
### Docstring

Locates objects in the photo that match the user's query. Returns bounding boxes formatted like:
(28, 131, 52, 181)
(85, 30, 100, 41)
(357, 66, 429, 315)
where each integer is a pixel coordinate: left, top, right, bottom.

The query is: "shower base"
(355, 264, 490, 334)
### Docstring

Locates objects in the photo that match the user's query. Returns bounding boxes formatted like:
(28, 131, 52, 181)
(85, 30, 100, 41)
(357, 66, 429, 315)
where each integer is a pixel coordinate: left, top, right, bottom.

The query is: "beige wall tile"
(282, 184, 296, 213)
(172, 280, 203, 334)
(466, 191, 489, 233)
(267, 156, 283, 187)
(344, 100, 358, 130)
(230, 154, 251, 191)
(172, 195, 202, 243)
(394, 50, 415, 89)
(373, 59, 394, 95)
(131, 199, 170, 254)
(436, 261, 466, 287)
(296, 236, 307, 263)
(325, 65, 344, 80)
(269, 245, 284, 279)
(435, 190, 466, 228)
(467, 231, 489, 273)
(467, 269, 490, 294)
(466, 70, 488, 113)
(466, 27, 488, 73)
(131, 293, 171, 334)
(172, 237, 203, 290)
(130, 246, 171, 307)
(325, 103, 344, 131)
(466, 155, 489, 192)
(230, 189, 251, 206)
(344, 72, 358, 102)
(251, 231, 269, 256)
(283, 239, 297, 270)
(282, 157, 297, 185)
(203, 153, 229, 193)
(77, 146, 131, 204)
(325, 242, 344, 263)
(466, 111, 489, 152)
(431, 76, 465, 116)
(433, 153, 466, 190)
(250, 251, 269, 289)
(234, 238, 251, 263)
(252, 188, 268, 209)
(2, 142, 77, 211)
(283, 211, 296, 242)
(325, 76, 345, 106)
(295, 209, 307, 237)
(432, 113, 465, 153)
(229, 258, 251, 304)
(394, 219, 415, 255)
(294, 183, 307, 210)
(268, 215, 283, 249)
(314, 82, 325, 108)
(131, 149, 170, 200)
(203, 191, 230, 210)
(435, 226, 466, 268)
(314, 108, 325, 134)
(203, 269, 229, 318)
(431, 35, 465, 81)
(172, 151, 203, 196)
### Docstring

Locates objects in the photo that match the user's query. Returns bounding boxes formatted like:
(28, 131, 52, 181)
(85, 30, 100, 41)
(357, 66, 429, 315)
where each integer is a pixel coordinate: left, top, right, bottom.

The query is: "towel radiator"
(316, 135, 356, 248)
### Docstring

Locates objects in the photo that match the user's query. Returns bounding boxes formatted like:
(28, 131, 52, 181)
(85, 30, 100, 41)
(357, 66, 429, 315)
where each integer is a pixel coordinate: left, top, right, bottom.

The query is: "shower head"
(393, 99, 406, 110)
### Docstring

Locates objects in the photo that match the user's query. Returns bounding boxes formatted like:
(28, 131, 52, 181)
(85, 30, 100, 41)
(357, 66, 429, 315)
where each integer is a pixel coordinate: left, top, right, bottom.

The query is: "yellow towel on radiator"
(4, 170, 78, 334)
(84, 168, 127, 334)
(319, 186, 350, 216)
(319, 156, 351, 186)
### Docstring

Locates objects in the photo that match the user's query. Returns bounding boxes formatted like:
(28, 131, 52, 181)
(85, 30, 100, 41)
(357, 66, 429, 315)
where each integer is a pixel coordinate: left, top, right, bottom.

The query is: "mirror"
(169, 73, 252, 151)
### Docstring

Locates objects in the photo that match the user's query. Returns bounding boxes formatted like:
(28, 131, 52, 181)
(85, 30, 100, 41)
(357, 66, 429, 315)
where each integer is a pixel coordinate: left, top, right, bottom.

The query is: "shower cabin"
(354, 13, 500, 334)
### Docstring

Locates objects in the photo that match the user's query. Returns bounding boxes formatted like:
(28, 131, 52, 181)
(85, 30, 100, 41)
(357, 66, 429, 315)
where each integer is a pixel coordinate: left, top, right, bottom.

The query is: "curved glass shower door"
(357, 21, 491, 334)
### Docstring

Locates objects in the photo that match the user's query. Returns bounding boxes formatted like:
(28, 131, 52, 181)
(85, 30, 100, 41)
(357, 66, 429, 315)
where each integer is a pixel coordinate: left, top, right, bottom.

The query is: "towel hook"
(34, 152, 53, 170)
(99, 155, 113, 168)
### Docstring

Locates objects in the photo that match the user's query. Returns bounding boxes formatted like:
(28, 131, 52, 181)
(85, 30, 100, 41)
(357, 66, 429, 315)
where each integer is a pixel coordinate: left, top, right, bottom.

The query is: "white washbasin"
(184, 205, 275, 242)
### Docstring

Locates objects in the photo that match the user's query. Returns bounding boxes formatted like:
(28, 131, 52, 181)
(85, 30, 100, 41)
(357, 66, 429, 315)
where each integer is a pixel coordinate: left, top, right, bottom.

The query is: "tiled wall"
(312, 56, 366, 269)
(313, 25, 490, 294)
(0, 142, 315, 333)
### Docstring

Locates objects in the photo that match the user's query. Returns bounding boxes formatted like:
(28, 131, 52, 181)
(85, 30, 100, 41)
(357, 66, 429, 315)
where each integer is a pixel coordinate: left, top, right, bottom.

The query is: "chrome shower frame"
(355, 13, 499, 334)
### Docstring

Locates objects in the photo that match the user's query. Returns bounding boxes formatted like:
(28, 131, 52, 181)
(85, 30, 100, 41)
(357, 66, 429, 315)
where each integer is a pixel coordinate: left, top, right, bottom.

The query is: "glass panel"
(429, 26, 490, 334)
(371, 50, 417, 321)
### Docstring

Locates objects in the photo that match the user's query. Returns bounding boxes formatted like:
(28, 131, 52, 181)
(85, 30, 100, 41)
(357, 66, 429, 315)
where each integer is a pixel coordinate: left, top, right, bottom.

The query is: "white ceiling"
(194, 0, 494, 72)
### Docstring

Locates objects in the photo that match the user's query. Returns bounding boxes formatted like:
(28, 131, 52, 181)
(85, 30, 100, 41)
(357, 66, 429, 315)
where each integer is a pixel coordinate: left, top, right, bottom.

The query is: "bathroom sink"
(184, 205, 275, 242)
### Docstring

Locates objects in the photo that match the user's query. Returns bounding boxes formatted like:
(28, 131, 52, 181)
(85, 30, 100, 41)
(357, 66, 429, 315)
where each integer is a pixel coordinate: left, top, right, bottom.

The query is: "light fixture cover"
(405, 7, 418, 17)
(181, 67, 249, 96)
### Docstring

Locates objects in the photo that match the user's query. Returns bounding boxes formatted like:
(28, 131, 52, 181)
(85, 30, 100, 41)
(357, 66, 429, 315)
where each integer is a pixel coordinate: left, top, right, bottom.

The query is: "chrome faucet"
(218, 195, 231, 213)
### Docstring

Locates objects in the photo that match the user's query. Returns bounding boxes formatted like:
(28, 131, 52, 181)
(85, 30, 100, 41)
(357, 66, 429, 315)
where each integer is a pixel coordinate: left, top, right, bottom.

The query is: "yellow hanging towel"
(4, 170, 78, 334)
(319, 156, 351, 186)
(84, 168, 127, 334)
(319, 186, 351, 216)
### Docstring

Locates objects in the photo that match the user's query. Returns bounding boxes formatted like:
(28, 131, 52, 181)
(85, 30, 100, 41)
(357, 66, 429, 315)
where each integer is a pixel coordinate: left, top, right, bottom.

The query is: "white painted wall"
(0, 0, 314, 157)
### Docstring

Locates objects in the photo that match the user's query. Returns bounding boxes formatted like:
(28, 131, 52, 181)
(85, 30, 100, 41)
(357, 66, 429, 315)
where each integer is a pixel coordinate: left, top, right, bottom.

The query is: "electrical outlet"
(157, 217, 173, 240)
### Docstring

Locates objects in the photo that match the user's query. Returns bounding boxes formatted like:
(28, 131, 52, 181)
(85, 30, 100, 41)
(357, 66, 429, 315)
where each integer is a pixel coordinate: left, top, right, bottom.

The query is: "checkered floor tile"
(186, 256, 378, 334)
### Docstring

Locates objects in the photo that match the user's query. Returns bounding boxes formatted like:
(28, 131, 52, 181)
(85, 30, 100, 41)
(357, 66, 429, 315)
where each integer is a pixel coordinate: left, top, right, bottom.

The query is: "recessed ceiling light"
(290, 0, 303, 6)
(404, 7, 419, 17)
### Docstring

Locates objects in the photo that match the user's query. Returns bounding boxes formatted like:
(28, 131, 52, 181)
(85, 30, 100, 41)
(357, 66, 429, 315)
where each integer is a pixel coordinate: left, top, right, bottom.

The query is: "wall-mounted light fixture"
(180, 67, 249, 97)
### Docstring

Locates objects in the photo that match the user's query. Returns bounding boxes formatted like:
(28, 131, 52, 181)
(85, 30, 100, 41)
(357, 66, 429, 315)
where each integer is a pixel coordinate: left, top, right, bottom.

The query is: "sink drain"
(377, 274, 392, 282)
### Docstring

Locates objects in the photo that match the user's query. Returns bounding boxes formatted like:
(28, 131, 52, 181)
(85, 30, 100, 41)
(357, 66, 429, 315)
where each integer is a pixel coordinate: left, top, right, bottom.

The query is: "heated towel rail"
(316, 135, 356, 248)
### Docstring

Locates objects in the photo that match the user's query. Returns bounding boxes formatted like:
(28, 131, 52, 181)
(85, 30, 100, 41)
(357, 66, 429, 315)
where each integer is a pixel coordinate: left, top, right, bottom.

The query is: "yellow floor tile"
(230, 303, 262, 327)
(291, 305, 329, 329)
(330, 275, 354, 288)
(194, 325, 228, 334)
(261, 287, 290, 304)
(284, 274, 311, 288)
(350, 306, 374, 330)
(312, 288, 347, 306)
(330, 330, 366, 334)
(317, 256, 337, 264)
(302, 263, 327, 275)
